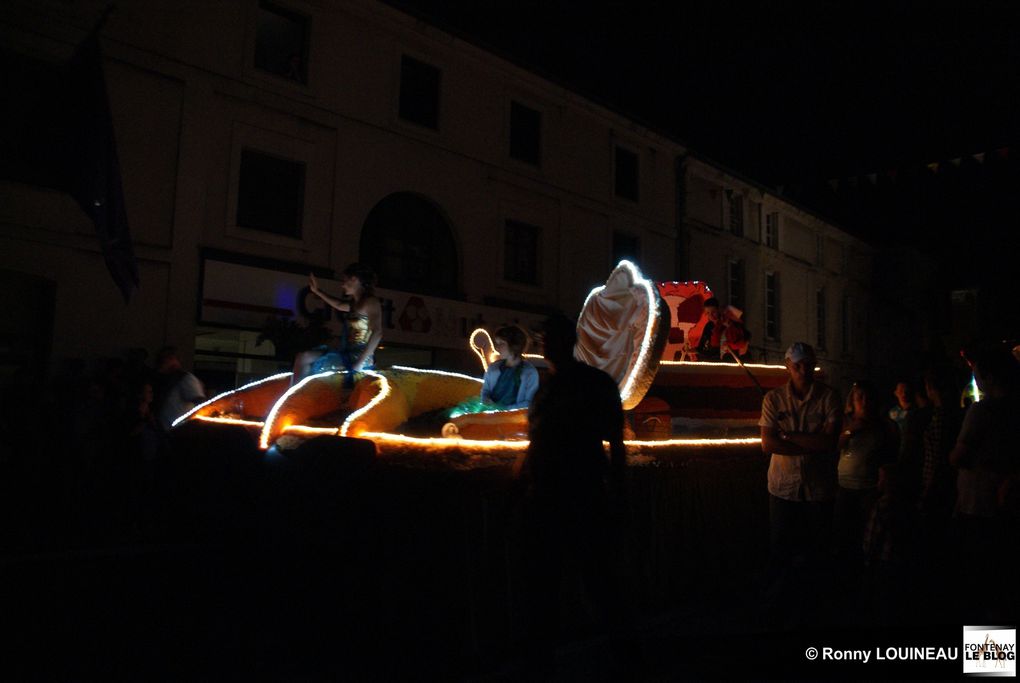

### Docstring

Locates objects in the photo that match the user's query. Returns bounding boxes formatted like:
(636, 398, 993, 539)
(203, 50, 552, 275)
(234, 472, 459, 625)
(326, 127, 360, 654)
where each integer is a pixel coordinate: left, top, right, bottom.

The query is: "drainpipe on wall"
(674, 154, 689, 280)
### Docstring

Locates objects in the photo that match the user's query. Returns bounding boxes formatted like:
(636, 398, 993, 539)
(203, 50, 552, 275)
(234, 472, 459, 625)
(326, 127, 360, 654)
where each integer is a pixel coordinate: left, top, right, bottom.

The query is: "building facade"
(1, 0, 877, 394)
(678, 156, 876, 388)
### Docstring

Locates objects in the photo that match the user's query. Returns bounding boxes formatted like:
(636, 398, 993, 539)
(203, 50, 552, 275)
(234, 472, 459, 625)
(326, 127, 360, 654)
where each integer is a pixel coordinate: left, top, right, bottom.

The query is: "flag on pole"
(8, 14, 138, 303)
(62, 32, 139, 302)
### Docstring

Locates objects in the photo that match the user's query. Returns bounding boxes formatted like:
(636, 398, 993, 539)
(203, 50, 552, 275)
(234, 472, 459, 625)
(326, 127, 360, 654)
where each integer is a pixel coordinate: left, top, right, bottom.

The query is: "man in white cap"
(759, 342, 842, 590)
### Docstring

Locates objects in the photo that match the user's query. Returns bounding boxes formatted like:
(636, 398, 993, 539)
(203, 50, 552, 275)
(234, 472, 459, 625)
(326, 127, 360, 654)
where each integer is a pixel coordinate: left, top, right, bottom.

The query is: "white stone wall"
(681, 157, 874, 385)
(2, 0, 883, 388)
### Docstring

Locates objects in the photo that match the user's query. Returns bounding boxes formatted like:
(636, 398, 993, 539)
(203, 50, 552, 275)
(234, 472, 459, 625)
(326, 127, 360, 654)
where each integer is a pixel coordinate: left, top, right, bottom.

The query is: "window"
(611, 231, 640, 266)
(399, 55, 440, 129)
(236, 148, 306, 238)
(764, 211, 779, 248)
(509, 100, 541, 166)
(816, 234, 824, 265)
(360, 192, 458, 296)
(728, 193, 744, 236)
(728, 259, 745, 312)
(816, 288, 827, 350)
(504, 220, 541, 285)
(614, 146, 639, 201)
(254, 1, 309, 83)
(841, 294, 852, 353)
(765, 271, 780, 341)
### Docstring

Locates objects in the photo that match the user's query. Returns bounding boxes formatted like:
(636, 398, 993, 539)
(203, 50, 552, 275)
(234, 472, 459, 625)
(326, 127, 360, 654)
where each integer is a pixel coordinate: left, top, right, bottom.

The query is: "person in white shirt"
(153, 346, 205, 432)
(759, 342, 842, 588)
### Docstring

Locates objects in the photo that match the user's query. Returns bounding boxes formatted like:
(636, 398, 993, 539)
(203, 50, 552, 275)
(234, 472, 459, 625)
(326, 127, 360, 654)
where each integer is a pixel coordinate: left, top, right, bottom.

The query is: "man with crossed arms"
(759, 342, 843, 588)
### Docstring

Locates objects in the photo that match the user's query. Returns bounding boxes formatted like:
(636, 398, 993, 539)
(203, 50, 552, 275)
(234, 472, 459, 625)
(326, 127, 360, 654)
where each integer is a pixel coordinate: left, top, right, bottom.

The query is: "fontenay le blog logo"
(963, 626, 1016, 676)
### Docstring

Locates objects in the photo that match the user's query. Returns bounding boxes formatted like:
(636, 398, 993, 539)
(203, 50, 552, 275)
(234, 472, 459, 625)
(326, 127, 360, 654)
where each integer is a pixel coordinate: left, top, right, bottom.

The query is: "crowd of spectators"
(759, 339, 1020, 628)
(0, 346, 207, 551)
(1, 336, 1017, 677)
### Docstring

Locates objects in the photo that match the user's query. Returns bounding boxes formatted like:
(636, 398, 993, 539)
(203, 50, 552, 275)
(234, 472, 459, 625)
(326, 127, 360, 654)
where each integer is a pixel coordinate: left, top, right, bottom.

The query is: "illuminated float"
(173, 261, 790, 458)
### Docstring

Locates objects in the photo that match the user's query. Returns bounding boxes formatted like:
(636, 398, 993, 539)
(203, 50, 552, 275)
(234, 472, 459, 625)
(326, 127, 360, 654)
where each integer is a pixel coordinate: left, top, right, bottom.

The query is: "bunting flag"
(802, 144, 1010, 194)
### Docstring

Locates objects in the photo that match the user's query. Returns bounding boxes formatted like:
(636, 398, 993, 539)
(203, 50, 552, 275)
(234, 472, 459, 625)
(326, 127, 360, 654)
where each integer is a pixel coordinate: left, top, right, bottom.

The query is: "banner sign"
(200, 259, 545, 351)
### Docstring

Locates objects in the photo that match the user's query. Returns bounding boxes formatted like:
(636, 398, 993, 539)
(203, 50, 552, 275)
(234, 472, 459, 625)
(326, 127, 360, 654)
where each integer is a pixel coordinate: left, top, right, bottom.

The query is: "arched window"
(360, 193, 458, 296)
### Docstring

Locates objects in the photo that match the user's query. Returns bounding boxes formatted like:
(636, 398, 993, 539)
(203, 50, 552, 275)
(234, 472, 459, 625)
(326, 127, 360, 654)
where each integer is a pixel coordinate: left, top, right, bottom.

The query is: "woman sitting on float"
(293, 263, 382, 386)
(454, 325, 539, 414)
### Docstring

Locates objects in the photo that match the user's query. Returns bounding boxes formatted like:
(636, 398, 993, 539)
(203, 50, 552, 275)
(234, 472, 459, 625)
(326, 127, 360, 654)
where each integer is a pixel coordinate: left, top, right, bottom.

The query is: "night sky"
(388, 1, 1019, 293)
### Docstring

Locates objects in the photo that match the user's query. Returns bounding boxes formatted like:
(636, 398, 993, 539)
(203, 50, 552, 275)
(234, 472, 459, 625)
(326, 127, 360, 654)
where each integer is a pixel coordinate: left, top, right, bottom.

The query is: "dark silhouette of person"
(948, 344, 1020, 622)
(518, 313, 628, 670)
(759, 342, 842, 607)
(691, 297, 750, 361)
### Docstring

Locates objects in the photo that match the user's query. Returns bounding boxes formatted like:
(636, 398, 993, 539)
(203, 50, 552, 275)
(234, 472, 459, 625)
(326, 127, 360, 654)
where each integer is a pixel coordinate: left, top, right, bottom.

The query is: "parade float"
(167, 261, 791, 653)
(171, 260, 790, 463)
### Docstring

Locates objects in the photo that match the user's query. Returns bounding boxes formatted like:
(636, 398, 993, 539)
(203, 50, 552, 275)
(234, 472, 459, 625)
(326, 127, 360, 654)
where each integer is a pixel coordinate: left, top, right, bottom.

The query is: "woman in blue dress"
(292, 263, 382, 385)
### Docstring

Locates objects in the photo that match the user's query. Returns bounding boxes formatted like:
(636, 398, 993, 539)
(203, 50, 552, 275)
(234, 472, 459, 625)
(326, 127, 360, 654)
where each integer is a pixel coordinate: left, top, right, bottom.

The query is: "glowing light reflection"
(260, 371, 338, 449)
(470, 328, 546, 371)
(625, 437, 761, 447)
(391, 366, 483, 384)
(361, 432, 761, 450)
(470, 328, 495, 370)
(580, 260, 661, 406)
(360, 432, 530, 450)
(659, 360, 788, 370)
(194, 415, 265, 427)
(282, 425, 340, 437)
(339, 369, 390, 436)
(172, 371, 291, 428)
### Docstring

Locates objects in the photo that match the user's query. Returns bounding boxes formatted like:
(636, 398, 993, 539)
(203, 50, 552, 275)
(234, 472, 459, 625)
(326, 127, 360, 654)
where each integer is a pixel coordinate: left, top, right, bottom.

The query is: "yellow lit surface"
(624, 437, 761, 447)
(260, 371, 338, 449)
(363, 431, 759, 450)
(282, 425, 340, 437)
(339, 370, 391, 436)
(390, 365, 482, 384)
(362, 432, 531, 451)
(188, 364, 767, 453)
(193, 415, 265, 428)
(181, 292, 777, 454)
